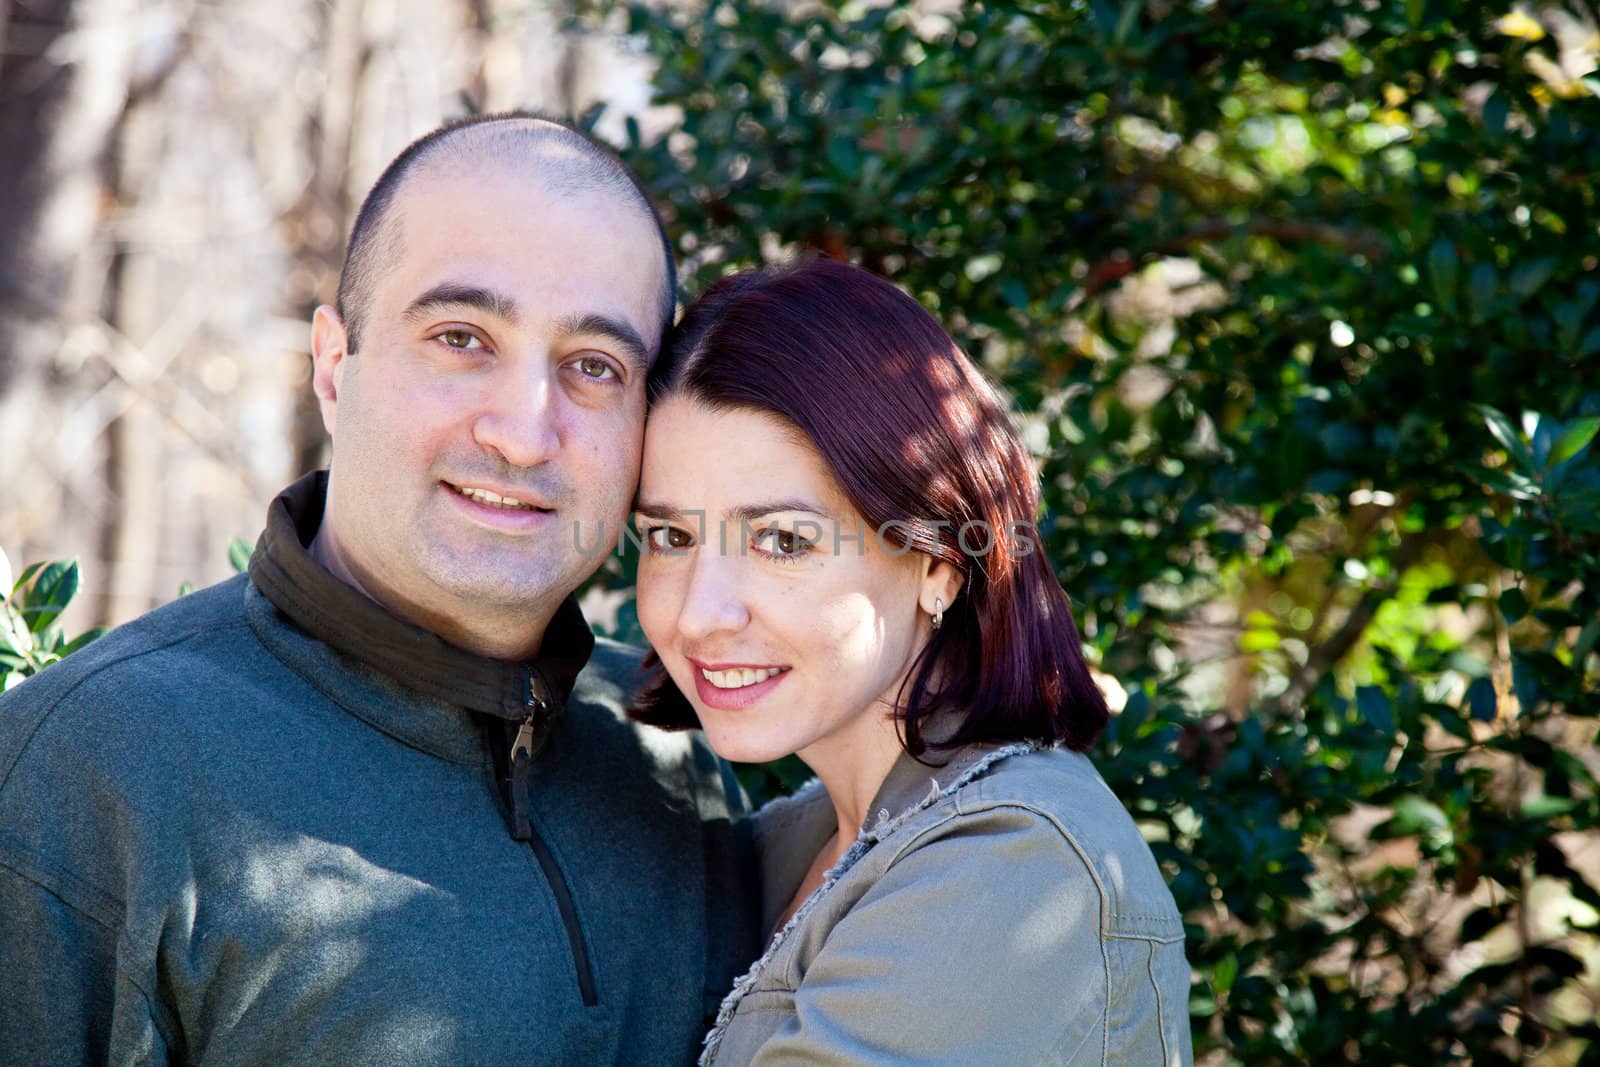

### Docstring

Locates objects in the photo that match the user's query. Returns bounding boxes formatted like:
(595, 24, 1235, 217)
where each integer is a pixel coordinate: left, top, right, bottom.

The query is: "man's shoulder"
(579, 635, 647, 681)
(567, 636, 647, 715)
(565, 637, 743, 806)
(0, 575, 258, 777)
(3, 574, 252, 697)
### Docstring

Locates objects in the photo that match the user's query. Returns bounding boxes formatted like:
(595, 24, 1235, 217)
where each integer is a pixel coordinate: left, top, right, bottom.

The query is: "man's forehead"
(360, 132, 670, 344)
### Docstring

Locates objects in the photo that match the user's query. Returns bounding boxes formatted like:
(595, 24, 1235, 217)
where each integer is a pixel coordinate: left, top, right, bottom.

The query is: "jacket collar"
(863, 738, 1003, 831)
(247, 471, 595, 726)
(754, 731, 1006, 934)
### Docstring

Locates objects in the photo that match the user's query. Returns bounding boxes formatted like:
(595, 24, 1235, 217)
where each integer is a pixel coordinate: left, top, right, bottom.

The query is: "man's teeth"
(456, 486, 539, 510)
(700, 666, 787, 689)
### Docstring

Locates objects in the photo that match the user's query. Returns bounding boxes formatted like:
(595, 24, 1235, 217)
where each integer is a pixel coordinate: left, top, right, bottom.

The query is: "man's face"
(312, 162, 665, 651)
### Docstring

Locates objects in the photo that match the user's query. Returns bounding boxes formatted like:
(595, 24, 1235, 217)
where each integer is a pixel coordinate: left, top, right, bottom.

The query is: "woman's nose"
(674, 548, 751, 640)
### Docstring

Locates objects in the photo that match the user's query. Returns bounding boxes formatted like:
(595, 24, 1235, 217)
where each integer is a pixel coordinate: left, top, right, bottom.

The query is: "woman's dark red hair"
(632, 257, 1107, 754)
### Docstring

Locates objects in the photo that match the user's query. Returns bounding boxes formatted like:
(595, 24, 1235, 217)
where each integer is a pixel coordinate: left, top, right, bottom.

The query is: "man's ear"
(919, 558, 966, 620)
(311, 305, 350, 436)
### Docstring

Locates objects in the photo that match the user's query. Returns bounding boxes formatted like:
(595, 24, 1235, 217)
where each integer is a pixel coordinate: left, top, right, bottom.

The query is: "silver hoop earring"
(931, 597, 944, 629)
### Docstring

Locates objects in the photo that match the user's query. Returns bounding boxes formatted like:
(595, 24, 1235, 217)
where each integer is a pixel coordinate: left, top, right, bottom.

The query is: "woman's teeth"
(700, 666, 787, 689)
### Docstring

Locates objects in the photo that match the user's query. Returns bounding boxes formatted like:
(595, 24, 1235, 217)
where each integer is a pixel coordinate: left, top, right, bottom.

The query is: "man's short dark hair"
(335, 111, 677, 355)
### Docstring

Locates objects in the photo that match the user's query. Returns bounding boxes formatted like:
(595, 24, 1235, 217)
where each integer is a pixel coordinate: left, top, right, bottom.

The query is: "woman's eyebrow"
(632, 499, 833, 522)
(727, 500, 831, 523)
(632, 499, 684, 521)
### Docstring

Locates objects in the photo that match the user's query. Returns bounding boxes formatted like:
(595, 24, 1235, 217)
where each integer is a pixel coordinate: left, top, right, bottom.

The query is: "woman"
(632, 258, 1192, 1066)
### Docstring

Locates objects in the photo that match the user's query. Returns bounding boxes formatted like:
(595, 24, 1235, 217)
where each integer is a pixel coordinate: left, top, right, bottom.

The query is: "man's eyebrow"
(401, 283, 520, 325)
(557, 312, 650, 374)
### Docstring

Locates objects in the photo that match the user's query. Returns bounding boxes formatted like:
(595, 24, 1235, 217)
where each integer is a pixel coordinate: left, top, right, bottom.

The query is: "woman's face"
(634, 396, 940, 767)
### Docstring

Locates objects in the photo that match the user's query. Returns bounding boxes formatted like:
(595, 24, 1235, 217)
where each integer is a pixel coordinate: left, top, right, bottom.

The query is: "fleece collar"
(247, 471, 594, 732)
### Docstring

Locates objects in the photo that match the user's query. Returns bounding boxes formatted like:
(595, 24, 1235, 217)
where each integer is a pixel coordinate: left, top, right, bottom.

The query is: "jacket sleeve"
(746, 803, 1185, 1067)
(0, 858, 171, 1067)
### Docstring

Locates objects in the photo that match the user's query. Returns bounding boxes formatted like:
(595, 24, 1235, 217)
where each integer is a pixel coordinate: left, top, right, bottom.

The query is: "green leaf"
(1405, 0, 1424, 27)
(24, 559, 79, 633)
(827, 136, 860, 179)
(1426, 239, 1458, 307)
(1388, 795, 1447, 831)
(1467, 263, 1497, 319)
(1356, 686, 1393, 735)
(1498, 587, 1529, 623)
(1548, 416, 1600, 468)
(1113, 0, 1143, 47)
(1481, 93, 1509, 139)
(1508, 257, 1558, 299)
(228, 537, 255, 574)
(1473, 404, 1535, 473)
(1521, 795, 1578, 820)
(1212, 953, 1238, 995)
(1000, 279, 1030, 312)
(57, 627, 107, 657)
(0, 604, 32, 659)
(11, 561, 45, 597)
(1574, 619, 1600, 663)
(1239, 629, 1280, 653)
(1465, 677, 1498, 722)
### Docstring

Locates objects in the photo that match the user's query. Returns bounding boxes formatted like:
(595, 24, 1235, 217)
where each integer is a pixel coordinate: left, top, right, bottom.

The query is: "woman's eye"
(439, 330, 481, 349)
(574, 355, 618, 381)
(645, 525, 692, 550)
(753, 528, 809, 558)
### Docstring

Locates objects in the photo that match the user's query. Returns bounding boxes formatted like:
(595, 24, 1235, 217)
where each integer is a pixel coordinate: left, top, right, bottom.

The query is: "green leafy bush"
(0, 539, 255, 691)
(577, 0, 1600, 1061)
(0, 556, 105, 690)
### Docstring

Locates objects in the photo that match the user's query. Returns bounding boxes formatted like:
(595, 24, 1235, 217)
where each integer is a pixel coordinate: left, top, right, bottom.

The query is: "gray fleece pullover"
(0, 474, 758, 1065)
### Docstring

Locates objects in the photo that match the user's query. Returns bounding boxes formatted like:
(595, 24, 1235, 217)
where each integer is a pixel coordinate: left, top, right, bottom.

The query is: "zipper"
(507, 668, 599, 1007)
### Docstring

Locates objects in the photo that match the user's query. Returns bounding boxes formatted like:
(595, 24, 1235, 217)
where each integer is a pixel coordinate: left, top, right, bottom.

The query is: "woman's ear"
(919, 559, 965, 620)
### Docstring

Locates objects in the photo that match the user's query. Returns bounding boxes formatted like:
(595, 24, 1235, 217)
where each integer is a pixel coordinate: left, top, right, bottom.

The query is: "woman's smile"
(634, 397, 935, 768)
(689, 659, 793, 710)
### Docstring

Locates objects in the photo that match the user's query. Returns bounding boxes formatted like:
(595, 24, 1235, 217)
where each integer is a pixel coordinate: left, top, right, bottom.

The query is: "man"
(0, 114, 757, 1065)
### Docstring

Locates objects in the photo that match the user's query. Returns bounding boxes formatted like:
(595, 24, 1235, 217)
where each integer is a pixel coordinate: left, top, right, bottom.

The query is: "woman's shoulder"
(907, 745, 1184, 939)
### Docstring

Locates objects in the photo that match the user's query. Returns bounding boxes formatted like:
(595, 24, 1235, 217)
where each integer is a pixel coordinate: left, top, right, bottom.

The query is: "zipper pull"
(509, 715, 534, 841)
(507, 668, 551, 841)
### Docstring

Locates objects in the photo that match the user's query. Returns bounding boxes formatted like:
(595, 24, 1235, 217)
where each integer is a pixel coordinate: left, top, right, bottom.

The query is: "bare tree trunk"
(100, 101, 168, 624)
(283, 0, 367, 479)
(0, 0, 137, 629)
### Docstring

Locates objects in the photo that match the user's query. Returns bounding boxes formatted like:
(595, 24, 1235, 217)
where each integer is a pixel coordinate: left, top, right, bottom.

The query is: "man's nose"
(674, 546, 751, 641)
(471, 359, 561, 469)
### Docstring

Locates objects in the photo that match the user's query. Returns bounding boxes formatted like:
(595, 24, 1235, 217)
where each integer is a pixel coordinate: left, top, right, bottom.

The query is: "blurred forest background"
(3, 0, 1599, 1063)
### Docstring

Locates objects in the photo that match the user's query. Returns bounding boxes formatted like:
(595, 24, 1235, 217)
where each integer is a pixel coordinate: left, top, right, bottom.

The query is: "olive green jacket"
(702, 743, 1193, 1066)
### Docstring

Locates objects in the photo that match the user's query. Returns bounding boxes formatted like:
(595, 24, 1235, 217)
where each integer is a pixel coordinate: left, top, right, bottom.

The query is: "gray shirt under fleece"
(0, 473, 759, 1066)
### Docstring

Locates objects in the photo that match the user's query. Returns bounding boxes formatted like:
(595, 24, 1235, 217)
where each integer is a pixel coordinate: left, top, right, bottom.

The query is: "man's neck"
(307, 524, 553, 662)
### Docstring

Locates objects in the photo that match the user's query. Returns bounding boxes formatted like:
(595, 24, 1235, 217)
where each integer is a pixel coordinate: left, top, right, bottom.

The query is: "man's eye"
(439, 330, 481, 349)
(574, 355, 618, 381)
